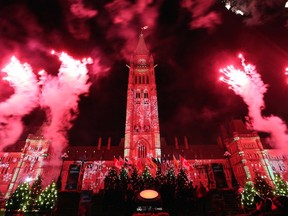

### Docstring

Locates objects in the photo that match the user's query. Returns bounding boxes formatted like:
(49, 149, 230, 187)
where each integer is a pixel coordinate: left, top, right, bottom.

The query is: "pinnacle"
(134, 33, 149, 55)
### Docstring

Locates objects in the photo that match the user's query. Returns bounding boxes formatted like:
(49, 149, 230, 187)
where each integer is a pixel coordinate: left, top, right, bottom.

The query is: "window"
(138, 144, 147, 158)
(134, 125, 141, 132)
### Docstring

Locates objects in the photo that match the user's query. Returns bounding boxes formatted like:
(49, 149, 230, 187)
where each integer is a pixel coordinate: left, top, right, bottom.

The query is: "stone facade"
(0, 34, 287, 198)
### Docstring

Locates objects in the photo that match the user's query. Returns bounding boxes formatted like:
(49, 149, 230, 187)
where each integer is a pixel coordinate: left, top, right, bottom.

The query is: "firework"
(40, 51, 92, 169)
(220, 54, 288, 149)
(0, 57, 39, 150)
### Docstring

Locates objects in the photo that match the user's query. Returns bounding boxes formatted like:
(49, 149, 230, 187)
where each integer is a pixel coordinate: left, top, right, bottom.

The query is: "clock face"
(137, 58, 146, 65)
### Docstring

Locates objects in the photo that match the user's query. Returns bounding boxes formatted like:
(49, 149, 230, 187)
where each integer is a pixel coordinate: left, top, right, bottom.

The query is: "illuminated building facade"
(0, 35, 288, 197)
(124, 33, 161, 159)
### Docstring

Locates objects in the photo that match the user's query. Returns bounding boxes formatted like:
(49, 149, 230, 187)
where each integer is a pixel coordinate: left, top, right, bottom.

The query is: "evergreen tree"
(254, 172, 273, 198)
(35, 182, 58, 212)
(177, 168, 190, 201)
(119, 166, 128, 191)
(142, 166, 154, 189)
(241, 181, 256, 208)
(273, 173, 288, 196)
(155, 167, 164, 190)
(104, 167, 118, 190)
(6, 182, 32, 212)
(30, 176, 43, 210)
(31, 176, 43, 200)
(166, 167, 176, 187)
(177, 168, 189, 190)
(130, 167, 141, 191)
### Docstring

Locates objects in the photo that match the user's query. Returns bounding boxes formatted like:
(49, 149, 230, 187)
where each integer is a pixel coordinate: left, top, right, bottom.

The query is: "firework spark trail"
(40, 51, 92, 171)
(0, 57, 39, 150)
(220, 54, 288, 149)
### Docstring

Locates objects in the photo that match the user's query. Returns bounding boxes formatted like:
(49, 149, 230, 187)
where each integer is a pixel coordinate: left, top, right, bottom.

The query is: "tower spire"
(135, 26, 149, 55)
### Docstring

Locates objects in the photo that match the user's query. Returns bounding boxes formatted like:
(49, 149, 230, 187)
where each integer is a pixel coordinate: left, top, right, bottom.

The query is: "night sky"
(1, 0, 288, 147)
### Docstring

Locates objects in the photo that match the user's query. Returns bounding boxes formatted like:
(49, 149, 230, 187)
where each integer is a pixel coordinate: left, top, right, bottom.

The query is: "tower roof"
(134, 33, 149, 55)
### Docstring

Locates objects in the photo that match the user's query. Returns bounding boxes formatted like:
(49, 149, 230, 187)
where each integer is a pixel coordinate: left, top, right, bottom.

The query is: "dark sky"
(1, 0, 288, 147)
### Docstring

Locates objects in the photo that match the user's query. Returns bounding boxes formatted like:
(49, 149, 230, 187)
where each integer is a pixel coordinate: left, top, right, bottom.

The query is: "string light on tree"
(253, 172, 273, 198)
(35, 182, 58, 212)
(6, 182, 32, 212)
(142, 166, 154, 189)
(241, 181, 256, 208)
(273, 173, 288, 196)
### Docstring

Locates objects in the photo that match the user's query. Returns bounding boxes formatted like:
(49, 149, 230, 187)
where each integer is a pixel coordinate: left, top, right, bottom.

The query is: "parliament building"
(0, 34, 287, 198)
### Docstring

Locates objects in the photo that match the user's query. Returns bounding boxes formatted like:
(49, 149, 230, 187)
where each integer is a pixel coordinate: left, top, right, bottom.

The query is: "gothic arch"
(136, 138, 150, 158)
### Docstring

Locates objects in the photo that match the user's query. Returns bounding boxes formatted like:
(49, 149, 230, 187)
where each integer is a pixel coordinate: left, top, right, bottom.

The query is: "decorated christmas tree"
(130, 167, 141, 191)
(6, 182, 32, 212)
(142, 166, 154, 189)
(273, 173, 288, 196)
(155, 167, 164, 189)
(166, 167, 176, 187)
(119, 166, 129, 191)
(31, 176, 43, 200)
(35, 182, 58, 212)
(104, 167, 119, 190)
(254, 172, 273, 198)
(241, 181, 256, 208)
(177, 168, 189, 190)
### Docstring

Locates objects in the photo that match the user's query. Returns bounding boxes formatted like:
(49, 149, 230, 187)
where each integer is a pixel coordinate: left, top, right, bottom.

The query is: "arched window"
(136, 92, 141, 98)
(138, 144, 147, 158)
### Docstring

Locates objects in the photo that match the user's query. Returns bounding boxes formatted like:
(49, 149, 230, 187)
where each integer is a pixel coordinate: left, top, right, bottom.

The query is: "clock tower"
(124, 33, 161, 159)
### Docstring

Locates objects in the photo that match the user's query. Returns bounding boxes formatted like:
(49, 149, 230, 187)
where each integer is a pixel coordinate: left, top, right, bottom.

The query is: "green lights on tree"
(5, 177, 58, 213)
(35, 182, 58, 212)
(254, 172, 273, 198)
(6, 182, 32, 212)
(273, 173, 288, 196)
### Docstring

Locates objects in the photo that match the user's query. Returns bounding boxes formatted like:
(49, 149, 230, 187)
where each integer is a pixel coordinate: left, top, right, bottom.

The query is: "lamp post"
(57, 153, 68, 191)
(224, 151, 239, 189)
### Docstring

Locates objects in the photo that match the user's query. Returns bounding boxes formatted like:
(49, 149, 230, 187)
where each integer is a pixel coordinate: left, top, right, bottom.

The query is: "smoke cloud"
(181, 0, 222, 31)
(39, 52, 92, 179)
(0, 57, 39, 150)
(63, 0, 97, 40)
(104, 0, 160, 60)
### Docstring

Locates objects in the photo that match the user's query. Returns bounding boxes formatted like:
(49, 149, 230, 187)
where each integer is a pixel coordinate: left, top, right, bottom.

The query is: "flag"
(173, 155, 179, 175)
(173, 155, 178, 169)
(146, 157, 157, 177)
(137, 159, 144, 174)
(129, 157, 137, 166)
(152, 157, 160, 166)
(114, 157, 121, 169)
(180, 155, 190, 170)
(119, 156, 125, 167)
(146, 157, 157, 169)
